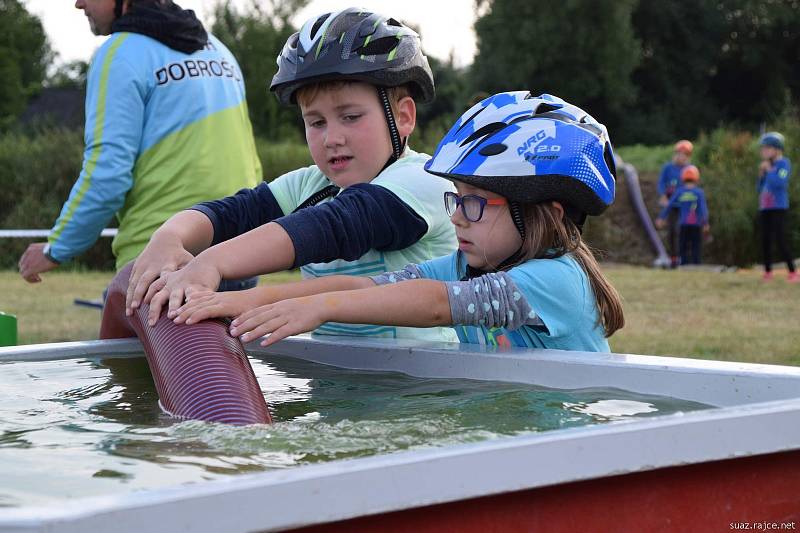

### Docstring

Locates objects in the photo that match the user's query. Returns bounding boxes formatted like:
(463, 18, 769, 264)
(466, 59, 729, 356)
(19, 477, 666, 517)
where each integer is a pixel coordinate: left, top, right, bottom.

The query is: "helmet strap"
(377, 86, 406, 171)
(461, 202, 527, 280)
(114, 0, 125, 18)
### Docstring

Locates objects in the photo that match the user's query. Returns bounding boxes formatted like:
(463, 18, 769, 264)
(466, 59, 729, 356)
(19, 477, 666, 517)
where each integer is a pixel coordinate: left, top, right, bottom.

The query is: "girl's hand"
(173, 290, 254, 325)
(655, 218, 666, 229)
(230, 296, 327, 346)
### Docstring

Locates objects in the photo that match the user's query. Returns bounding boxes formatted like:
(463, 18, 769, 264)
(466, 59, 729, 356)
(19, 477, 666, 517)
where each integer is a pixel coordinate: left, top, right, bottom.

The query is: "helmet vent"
(454, 106, 486, 135)
(387, 17, 403, 27)
(479, 143, 508, 156)
(310, 13, 330, 40)
(358, 36, 400, 56)
(460, 122, 506, 147)
(534, 102, 561, 114)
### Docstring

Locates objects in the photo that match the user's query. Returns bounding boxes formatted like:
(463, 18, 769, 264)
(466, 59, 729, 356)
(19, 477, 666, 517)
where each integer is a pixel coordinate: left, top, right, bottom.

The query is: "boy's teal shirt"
(48, 32, 262, 270)
(269, 149, 459, 342)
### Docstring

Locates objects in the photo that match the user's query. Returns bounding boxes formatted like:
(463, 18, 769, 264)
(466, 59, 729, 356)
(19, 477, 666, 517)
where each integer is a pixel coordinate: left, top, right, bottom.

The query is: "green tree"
(46, 60, 89, 89)
(210, 0, 307, 141)
(710, 0, 800, 125)
(630, 0, 800, 143)
(471, 0, 640, 142)
(0, 0, 52, 128)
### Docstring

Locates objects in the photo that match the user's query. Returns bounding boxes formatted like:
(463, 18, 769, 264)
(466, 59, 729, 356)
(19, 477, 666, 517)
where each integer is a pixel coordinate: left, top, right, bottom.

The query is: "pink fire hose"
(100, 263, 272, 425)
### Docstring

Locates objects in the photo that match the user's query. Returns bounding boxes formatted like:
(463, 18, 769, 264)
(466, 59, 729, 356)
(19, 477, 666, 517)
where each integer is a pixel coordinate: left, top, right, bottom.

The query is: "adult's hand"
(18, 243, 58, 283)
(144, 259, 222, 326)
(126, 238, 194, 315)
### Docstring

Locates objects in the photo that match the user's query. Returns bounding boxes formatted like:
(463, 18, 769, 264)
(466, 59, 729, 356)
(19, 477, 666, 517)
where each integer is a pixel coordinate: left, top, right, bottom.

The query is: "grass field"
(1, 266, 798, 366)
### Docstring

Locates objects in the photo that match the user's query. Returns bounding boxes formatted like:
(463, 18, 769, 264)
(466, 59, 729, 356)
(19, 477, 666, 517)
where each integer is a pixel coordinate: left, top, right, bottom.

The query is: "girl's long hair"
(511, 202, 625, 337)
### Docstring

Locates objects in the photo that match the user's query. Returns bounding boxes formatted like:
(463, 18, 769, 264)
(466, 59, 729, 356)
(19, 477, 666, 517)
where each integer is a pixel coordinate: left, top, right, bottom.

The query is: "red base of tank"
(296, 450, 800, 532)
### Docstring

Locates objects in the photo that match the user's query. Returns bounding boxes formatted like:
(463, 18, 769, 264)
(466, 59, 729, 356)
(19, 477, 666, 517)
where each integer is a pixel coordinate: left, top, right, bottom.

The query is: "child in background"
(123, 8, 459, 342)
(658, 140, 694, 268)
(174, 92, 625, 352)
(757, 132, 796, 282)
(656, 165, 710, 265)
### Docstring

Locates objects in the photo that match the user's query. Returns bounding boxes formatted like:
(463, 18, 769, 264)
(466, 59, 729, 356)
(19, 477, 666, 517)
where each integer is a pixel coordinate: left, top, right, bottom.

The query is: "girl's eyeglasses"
(444, 191, 507, 222)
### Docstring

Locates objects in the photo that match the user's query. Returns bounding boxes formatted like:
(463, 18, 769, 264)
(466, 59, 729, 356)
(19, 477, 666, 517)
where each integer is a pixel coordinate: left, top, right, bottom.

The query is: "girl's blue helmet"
(424, 91, 616, 216)
(759, 132, 785, 151)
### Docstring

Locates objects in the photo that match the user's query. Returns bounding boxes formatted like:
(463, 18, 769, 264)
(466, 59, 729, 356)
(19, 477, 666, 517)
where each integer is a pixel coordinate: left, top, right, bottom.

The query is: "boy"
(656, 165, 709, 265)
(122, 7, 458, 341)
(657, 140, 693, 268)
(757, 132, 796, 282)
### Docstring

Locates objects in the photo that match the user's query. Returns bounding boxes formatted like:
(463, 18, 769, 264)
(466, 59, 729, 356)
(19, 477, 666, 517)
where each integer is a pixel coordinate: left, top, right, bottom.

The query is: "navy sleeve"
(190, 182, 285, 245)
(657, 164, 669, 196)
(274, 183, 428, 268)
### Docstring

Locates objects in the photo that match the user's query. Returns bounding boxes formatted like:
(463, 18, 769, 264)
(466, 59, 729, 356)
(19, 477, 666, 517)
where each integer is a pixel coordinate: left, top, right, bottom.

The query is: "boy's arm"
(145, 221, 297, 324)
(656, 165, 668, 196)
(658, 193, 678, 220)
(191, 183, 285, 245)
(128, 183, 285, 311)
(127, 210, 214, 311)
(699, 190, 709, 226)
(275, 183, 428, 266)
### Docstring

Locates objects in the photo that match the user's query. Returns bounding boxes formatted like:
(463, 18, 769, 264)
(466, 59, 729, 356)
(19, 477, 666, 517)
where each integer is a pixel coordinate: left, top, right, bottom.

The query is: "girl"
(174, 91, 625, 352)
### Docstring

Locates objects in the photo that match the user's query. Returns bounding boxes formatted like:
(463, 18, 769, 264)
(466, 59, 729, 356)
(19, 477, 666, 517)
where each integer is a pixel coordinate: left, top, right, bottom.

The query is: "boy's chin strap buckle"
(377, 86, 406, 170)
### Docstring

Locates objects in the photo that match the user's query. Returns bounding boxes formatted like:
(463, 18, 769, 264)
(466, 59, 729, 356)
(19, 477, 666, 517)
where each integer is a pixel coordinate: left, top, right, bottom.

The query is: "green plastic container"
(0, 312, 17, 347)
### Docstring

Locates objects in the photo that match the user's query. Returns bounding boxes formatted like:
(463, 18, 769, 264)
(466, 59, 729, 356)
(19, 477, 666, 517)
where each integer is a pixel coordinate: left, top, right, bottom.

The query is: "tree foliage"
(631, 0, 800, 143)
(471, 0, 640, 143)
(0, 0, 51, 129)
(471, 0, 800, 144)
(210, 0, 308, 141)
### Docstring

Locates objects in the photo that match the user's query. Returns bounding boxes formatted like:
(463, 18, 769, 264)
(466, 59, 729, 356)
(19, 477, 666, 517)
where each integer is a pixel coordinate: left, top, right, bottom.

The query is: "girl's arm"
(172, 274, 377, 324)
(232, 268, 541, 346)
(232, 279, 451, 346)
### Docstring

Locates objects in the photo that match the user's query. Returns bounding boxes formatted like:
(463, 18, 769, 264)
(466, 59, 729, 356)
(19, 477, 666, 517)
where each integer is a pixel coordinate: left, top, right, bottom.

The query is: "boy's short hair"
(296, 80, 412, 111)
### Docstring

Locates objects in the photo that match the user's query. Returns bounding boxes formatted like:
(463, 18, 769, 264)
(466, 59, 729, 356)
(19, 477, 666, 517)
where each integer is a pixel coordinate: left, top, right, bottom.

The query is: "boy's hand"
(126, 240, 194, 314)
(173, 288, 263, 325)
(655, 218, 666, 229)
(657, 195, 669, 207)
(759, 160, 772, 176)
(230, 296, 327, 346)
(145, 260, 222, 326)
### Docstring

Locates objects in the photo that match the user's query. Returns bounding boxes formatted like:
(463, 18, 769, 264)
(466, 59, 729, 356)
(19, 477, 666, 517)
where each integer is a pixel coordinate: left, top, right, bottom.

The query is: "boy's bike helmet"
(270, 7, 434, 106)
(425, 91, 616, 217)
(680, 165, 700, 182)
(759, 132, 785, 151)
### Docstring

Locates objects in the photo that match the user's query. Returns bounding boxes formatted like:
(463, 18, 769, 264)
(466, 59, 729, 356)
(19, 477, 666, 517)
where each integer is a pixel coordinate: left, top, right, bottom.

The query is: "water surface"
(0, 354, 711, 507)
